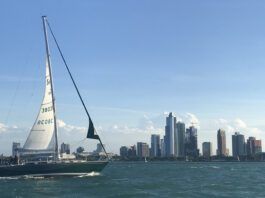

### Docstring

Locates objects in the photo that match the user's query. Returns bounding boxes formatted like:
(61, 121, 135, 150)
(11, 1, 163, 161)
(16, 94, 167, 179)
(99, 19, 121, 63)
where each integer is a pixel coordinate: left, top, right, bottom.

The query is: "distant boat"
(0, 16, 109, 177)
(237, 156, 240, 162)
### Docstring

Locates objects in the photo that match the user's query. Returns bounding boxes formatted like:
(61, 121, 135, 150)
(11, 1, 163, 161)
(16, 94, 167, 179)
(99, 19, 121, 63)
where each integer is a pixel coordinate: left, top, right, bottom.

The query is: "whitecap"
(76, 172, 101, 178)
(210, 166, 220, 169)
(0, 176, 19, 180)
(22, 175, 45, 180)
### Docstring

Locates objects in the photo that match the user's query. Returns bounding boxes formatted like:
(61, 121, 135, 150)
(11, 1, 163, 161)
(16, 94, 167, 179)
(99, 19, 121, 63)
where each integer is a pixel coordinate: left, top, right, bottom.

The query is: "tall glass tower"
(175, 122, 185, 157)
(165, 112, 176, 157)
(217, 129, 226, 156)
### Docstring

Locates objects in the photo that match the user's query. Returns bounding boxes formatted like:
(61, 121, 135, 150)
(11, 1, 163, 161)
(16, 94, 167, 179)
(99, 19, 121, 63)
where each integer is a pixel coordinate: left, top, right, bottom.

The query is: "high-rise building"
(246, 137, 255, 156)
(225, 148, 229, 156)
(185, 126, 199, 158)
(254, 140, 262, 154)
(137, 142, 150, 158)
(175, 122, 185, 157)
(160, 138, 165, 157)
(165, 112, 176, 157)
(128, 145, 137, 157)
(232, 132, 246, 157)
(120, 146, 129, 157)
(202, 142, 212, 158)
(217, 129, 226, 156)
(95, 143, 104, 153)
(60, 142, 70, 154)
(76, 146, 84, 153)
(12, 142, 21, 157)
(151, 134, 160, 157)
(246, 137, 262, 156)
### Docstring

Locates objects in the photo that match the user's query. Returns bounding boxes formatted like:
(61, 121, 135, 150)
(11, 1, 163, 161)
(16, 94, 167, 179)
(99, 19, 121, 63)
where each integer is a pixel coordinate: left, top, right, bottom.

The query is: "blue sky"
(1, 1, 265, 154)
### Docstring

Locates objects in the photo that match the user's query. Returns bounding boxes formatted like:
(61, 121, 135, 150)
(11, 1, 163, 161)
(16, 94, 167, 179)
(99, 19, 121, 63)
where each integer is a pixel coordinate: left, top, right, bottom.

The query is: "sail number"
(37, 119, 53, 125)
(41, 106, 53, 113)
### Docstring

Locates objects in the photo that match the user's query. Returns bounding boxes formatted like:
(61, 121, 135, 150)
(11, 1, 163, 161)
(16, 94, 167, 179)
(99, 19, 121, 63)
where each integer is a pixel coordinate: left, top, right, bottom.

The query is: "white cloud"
(109, 124, 147, 135)
(199, 117, 265, 156)
(233, 118, 247, 130)
(0, 122, 26, 155)
(205, 117, 263, 137)
(57, 119, 66, 128)
(179, 113, 200, 129)
(213, 118, 262, 137)
(0, 122, 20, 134)
(0, 123, 8, 133)
(57, 119, 86, 133)
(108, 115, 163, 135)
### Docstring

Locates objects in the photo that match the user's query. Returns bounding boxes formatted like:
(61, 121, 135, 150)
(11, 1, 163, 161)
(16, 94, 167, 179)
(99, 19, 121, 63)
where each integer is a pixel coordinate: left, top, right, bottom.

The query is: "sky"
(1, 1, 265, 155)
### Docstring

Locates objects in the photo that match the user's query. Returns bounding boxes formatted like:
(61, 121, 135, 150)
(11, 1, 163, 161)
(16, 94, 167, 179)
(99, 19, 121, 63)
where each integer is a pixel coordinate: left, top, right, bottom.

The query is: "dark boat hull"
(0, 161, 108, 177)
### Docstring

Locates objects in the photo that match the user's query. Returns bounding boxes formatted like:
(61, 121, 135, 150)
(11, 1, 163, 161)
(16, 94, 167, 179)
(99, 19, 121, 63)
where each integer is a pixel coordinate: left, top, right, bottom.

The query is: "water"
(1, 162, 265, 197)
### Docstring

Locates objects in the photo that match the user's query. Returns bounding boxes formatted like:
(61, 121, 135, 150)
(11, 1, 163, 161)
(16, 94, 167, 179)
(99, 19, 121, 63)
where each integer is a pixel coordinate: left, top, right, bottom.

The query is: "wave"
(0, 172, 101, 180)
(0, 176, 20, 180)
(76, 172, 101, 178)
(210, 166, 220, 169)
(22, 175, 45, 180)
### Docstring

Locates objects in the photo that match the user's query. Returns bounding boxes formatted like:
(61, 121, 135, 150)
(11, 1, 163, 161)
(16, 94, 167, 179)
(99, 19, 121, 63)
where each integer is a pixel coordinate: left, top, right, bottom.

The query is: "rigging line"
(5, 77, 21, 125)
(23, 53, 43, 108)
(46, 20, 109, 158)
(69, 137, 87, 148)
(4, 46, 35, 125)
(46, 21, 91, 121)
(46, 21, 92, 124)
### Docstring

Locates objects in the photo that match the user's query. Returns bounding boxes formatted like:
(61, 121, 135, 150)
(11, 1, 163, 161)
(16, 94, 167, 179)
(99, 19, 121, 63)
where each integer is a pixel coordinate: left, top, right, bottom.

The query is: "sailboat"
(0, 16, 109, 177)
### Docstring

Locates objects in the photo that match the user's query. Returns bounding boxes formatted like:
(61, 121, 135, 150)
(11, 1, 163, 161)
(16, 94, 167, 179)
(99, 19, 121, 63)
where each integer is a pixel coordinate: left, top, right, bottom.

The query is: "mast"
(42, 16, 59, 160)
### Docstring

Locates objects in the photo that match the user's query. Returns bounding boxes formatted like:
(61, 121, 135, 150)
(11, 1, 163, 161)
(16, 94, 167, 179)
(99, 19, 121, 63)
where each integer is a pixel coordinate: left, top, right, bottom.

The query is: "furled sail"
(23, 60, 56, 151)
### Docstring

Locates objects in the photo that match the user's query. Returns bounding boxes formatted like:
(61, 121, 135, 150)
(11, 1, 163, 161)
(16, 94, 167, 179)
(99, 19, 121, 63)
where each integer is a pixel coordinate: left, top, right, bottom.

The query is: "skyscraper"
(232, 132, 246, 157)
(12, 142, 21, 157)
(202, 142, 212, 158)
(60, 142, 70, 154)
(160, 138, 165, 157)
(151, 134, 160, 157)
(185, 126, 199, 158)
(254, 140, 262, 154)
(217, 129, 226, 156)
(246, 137, 255, 156)
(137, 142, 150, 158)
(246, 137, 262, 156)
(165, 112, 176, 157)
(175, 122, 185, 157)
(128, 145, 137, 157)
(120, 146, 129, 157)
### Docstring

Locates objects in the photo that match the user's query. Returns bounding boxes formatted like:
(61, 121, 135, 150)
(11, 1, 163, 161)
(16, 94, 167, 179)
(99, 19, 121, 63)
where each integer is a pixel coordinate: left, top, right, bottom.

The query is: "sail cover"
(23, 61, 56, 151)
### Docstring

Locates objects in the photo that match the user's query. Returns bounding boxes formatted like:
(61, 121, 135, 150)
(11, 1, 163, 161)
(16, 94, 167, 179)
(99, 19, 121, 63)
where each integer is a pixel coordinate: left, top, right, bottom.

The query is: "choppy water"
(1, 162, 265, 197)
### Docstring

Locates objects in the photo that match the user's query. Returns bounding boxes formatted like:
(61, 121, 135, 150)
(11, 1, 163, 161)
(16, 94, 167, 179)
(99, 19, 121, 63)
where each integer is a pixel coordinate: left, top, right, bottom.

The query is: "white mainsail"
(23, 60, 56, 151)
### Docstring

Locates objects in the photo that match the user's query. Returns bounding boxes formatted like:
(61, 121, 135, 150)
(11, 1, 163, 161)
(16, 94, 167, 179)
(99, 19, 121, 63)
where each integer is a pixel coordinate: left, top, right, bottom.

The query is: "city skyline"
(119, 112, 262, 159)
(1, 1, 265, 155)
